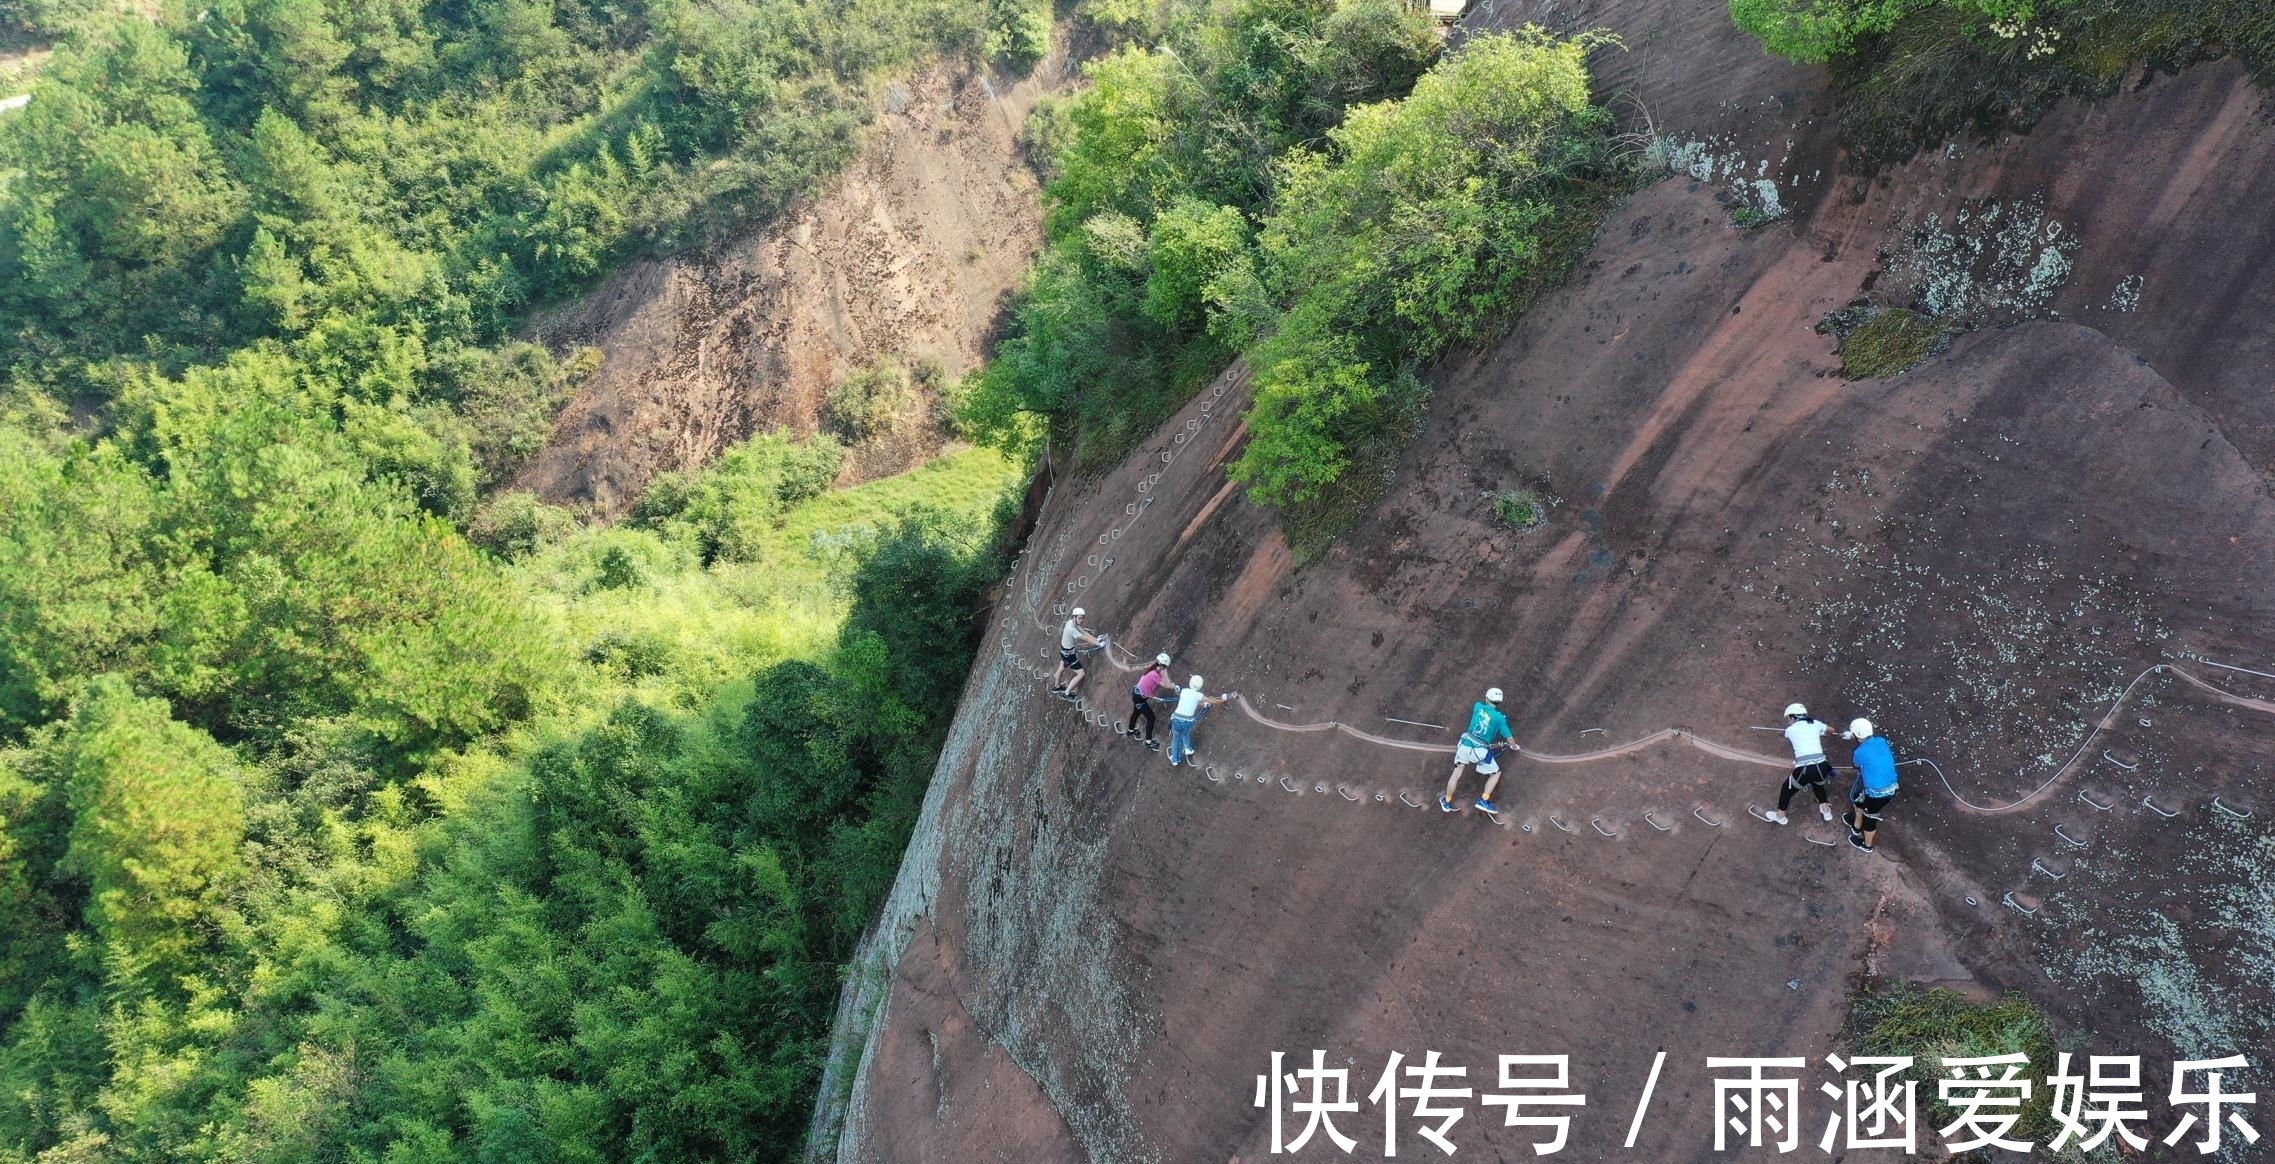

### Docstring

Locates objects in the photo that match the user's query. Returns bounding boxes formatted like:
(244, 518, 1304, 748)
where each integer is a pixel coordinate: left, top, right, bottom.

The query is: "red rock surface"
(812, 6, 2275, 1160)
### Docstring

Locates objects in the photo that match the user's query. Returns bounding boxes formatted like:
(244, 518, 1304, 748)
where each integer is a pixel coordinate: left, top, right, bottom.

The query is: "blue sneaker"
(1475, 799, 1500, 818)
(1439, 796, 1456, 813)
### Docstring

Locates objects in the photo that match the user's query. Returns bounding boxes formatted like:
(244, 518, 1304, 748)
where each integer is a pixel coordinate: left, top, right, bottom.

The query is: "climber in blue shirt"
(1844, 718, 1898, 854)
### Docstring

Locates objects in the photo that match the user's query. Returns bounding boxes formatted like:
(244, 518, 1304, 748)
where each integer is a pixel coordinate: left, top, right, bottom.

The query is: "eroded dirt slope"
(818, 7, 2275, 1162)
(519, 64, 1054, 514)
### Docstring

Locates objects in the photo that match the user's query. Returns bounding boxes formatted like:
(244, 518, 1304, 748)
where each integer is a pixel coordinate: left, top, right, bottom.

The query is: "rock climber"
(1764, 702, 1837, 825)
(1129, 654, 1173, 750)
(1166, 677, 1231, 767)
(1052, 607, 1105, 701)
(1844, 718, 1898, 854)
(1443, 688, 1516, 819)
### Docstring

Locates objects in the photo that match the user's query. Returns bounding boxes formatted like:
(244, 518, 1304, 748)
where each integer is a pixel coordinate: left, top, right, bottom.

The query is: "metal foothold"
(1127, 503, 1138, 515)
(2142, 795, 2178, 819)
(1746, 805, 1772, 823)
(1550, 816, 1574, 833)
(2031, 858, 2066, 881)
(2212, 797, 2254, 820)
(1207, 767, 1224, 783)
(2055, 824, 2088, 848)
(2079, 791, 2114, 811)
(1805, 835, 1837, 847)
(1645, 812, 1671, 832)
(1964, 895, 1980, 907)
(1400, 792, 1425, 808)
(2003, 892, 2039, 916)
(1590, 818, 1616, 838)
(1694, 807, 1724, 827)
(1314, 784, 1327, 795)
(2101, 749, 2139, 771)
(1279, 777, 1298, 793)
(1098, 534, 1109, 545)
(1234, 771, 1246, 782)
(2138, 718, 2151, 728)
(1375, 793, 1388, 803)
(1338, 786, 1360, 802)
(1519, 822, 1534, 834)
(1580, 727, 1607, 735)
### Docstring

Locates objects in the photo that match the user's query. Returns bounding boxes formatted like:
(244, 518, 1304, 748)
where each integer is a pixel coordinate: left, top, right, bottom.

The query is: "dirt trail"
(518, 64, 1056, 514)
(819, 8, 2275, 1162)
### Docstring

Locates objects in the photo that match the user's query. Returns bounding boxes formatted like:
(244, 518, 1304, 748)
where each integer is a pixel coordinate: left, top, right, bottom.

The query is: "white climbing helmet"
(1189, 675, 1204, 689)
(1486, 687, 1504, 703)
(1850, 718, 1875, 739)
(1785, 702, 1808, 718)
(1071, 607, 1085, 618)
(1155, 653, 1172, 666)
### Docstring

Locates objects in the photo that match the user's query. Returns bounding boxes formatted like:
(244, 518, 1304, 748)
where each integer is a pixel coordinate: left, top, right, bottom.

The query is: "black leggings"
(1778, 762, 1832, 810)
(1851, 793, 1894, 831)
(1128, 693, 1155, 739)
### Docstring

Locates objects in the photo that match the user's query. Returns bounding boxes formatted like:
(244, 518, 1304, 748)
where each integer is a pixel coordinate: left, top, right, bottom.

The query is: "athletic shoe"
(1439, 796, 1456, 813)
(1143, 739, 1159, 751)
(1050, 685, 1065, 694)
(1475, 799, 1501, 818)
(1168, 757, 1181, 767)
(1765, 810, 1789, 825)
(1848, 833, 1874, 853)
(1818, 803, 1836, 823)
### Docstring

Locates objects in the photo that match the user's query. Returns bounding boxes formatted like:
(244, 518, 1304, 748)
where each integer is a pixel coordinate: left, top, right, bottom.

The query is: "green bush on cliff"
(1732, 0, 2275, 170)
(961, 7, 1625, 532)
(957, 0, 1444, 461)
(1235, 28, 1623, 506)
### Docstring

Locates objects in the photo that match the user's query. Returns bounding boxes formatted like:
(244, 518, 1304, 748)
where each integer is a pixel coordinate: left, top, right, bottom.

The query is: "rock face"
(816, 5, 2275, 1161)
(519, 65, 1054, 514)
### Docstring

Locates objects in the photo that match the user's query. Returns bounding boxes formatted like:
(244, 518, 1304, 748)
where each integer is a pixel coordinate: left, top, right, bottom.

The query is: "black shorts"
(1789, 761, 1832, 788)
(1059, 648, 1084, 671)
(1852, 792, 1894, 828)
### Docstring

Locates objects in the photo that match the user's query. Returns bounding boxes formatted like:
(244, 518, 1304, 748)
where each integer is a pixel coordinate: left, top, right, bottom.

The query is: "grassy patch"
(1836, 308, 1946, 378)
(1493, 488, 1549, 530)
(1850, 982, 2062, 1144)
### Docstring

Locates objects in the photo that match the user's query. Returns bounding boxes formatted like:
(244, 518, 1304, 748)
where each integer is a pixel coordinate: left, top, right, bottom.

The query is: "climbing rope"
(998, 374, 2274, 819)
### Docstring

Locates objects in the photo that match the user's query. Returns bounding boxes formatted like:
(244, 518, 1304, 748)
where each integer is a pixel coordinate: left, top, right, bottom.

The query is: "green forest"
(0, 0, 1040, 1156)
(0, 0, 1653, 1156)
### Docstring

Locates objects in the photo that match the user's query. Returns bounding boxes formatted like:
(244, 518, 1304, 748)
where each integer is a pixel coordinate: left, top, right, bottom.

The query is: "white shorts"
(1455, 742, 1500, 774)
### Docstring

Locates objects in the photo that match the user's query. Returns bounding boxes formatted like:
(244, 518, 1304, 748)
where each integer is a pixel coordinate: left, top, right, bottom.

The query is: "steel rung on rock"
(2142, 795, 2178, 819)
(2054, 824, 2089, 848)
(2003, 892, 2039, 916)
(2212, 796, 2254, 819)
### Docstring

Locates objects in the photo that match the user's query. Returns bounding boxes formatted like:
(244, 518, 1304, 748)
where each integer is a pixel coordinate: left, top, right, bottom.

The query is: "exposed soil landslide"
(520, 65, 1052, 514)
(819, 6, 2275, 1161)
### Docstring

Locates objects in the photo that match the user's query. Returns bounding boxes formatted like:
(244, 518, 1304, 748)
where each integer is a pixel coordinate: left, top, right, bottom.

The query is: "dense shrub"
(1235, 29, 1622, 506)
(960, 9, 1623, 546)
(825, 360, 914, 443)
(957, 0, 1443, 462)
